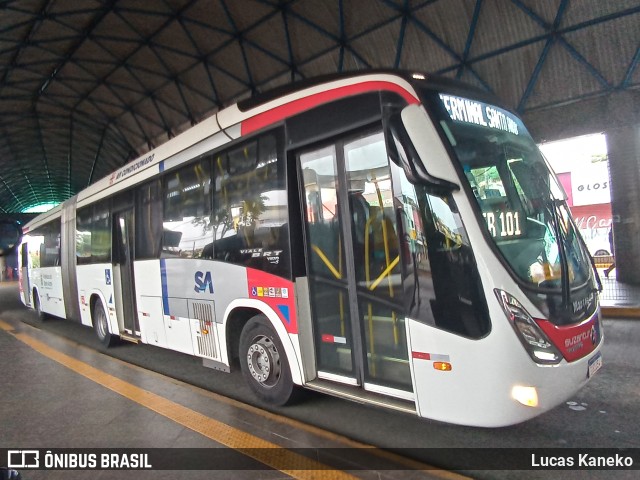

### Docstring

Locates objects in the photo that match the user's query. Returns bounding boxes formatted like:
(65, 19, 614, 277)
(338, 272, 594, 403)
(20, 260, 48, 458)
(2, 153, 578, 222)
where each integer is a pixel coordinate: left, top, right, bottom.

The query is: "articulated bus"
(19, 71, 603, 427)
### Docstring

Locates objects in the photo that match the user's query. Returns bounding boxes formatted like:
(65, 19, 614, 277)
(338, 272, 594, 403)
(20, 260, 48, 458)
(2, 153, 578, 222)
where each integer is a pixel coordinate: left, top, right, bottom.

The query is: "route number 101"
(483, 211, 522, 238)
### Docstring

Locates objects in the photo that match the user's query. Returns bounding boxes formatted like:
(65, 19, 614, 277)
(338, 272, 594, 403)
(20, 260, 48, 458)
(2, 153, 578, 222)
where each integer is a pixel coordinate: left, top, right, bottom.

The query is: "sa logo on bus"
(194, 271, 214, 294)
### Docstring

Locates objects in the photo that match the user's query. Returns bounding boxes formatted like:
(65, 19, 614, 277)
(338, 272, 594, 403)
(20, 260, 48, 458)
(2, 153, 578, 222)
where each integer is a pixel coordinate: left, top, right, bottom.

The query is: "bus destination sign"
(439, 94, 520, 136)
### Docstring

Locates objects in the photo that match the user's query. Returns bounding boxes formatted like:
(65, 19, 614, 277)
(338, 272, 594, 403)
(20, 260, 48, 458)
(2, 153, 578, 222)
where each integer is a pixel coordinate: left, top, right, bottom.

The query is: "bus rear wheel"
(239, 315, 298, 406)
(33, 292, 47, 321)
(92, 300, 116, 348)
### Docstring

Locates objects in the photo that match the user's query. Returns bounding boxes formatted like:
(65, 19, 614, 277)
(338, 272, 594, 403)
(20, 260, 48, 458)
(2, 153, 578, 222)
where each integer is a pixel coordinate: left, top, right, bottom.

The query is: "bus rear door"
(19, 242, 31, 306)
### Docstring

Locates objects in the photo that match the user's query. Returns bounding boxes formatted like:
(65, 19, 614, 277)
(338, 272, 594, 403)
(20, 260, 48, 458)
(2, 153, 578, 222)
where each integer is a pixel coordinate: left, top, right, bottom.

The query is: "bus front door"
(112, 208, 139, 339)
(298, 129, 412, 397)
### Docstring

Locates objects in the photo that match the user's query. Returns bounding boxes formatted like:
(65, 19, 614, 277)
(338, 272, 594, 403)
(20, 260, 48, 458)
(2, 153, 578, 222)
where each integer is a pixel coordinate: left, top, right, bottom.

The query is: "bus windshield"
(430, 93, 592, 294)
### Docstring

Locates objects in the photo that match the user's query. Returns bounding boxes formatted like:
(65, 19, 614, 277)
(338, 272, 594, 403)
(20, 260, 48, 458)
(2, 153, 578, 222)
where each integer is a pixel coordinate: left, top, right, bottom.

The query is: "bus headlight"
(495, 289, 563, 365)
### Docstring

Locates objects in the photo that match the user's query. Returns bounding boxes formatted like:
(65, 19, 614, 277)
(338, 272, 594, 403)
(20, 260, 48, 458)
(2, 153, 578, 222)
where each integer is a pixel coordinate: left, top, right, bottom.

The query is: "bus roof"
(27, 70, 498, 224)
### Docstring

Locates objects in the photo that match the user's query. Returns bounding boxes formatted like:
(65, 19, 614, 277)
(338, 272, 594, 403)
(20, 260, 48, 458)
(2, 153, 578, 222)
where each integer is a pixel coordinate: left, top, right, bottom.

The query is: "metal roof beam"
(394, 0, 409, 69)
(176, 17, 222, 109)
(384, 0, 493, 92)
(87, 127, 107, 187)
(513, 0, 612, 112)
(0, 174, 25, 213)
(0, 0, 49, 90)
(220, 0, 256, 94)
(457, 0, 483, 80)
(440, 5, 640, 77)
(622, 44, 640, 89)
(34, 110, 55, 203)
(0, 123, 41, 208)
(515, 0, 569, 112)
(33, 1, 116, 104)
(338, 0, 345, 72)
(279, 2, 298, 80)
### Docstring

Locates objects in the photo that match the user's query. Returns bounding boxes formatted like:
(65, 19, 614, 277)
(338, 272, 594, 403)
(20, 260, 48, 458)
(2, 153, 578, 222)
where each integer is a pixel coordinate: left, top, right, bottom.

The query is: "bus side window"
(33, 221, 61, 267)
(212, 132, 290, 277)
(391, 159, 490, 339)
(161, 159, 212, 259)
(76, 207, 92, 264)
(91, 200, 111, 264)
(135, 180, 163, 260)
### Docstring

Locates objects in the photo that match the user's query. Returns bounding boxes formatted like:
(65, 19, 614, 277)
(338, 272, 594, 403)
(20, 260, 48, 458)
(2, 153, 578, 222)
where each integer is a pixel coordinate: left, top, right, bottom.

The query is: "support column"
(606, 125, 640, 285)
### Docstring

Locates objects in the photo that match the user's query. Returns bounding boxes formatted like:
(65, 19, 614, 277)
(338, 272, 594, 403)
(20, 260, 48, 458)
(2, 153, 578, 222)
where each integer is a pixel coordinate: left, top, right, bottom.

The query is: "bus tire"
(239, 315, 298, 406)
(33, 292, 47, 321)
(92, 300, 116, 348)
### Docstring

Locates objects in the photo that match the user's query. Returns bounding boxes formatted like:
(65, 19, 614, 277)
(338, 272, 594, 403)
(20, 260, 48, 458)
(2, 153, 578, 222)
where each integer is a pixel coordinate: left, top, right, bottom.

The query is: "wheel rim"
(95, 306, 108, 339)
(246, 335, 281, 388)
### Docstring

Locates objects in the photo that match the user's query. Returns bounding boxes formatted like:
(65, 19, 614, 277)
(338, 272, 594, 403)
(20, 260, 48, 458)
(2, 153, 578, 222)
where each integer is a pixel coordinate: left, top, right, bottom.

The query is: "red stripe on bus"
(535, 316, 600, 362)
(241, 81, 419, 136)
(412, 351, 431, 360)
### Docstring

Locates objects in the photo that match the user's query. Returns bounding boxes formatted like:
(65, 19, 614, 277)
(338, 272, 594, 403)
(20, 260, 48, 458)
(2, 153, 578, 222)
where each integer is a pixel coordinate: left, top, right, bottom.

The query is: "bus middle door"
(297, 128, 412, 398)
(112, 207, 140, 340)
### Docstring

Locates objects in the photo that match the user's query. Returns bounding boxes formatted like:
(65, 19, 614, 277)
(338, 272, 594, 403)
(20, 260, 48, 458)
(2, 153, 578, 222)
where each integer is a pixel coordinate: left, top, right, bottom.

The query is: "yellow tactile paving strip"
(10, 331, 357, 479)
(0, 319, 14, 331)
(0, 318, 468, 479)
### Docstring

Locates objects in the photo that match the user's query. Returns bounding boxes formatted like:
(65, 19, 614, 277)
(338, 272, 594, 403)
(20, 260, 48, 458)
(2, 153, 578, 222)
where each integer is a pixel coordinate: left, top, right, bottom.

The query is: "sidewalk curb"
(601, 306, 640, 319)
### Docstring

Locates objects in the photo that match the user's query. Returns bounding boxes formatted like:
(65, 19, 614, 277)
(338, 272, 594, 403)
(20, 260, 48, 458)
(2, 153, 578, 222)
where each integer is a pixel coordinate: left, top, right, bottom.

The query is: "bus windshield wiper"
(545, 197, 571, 310)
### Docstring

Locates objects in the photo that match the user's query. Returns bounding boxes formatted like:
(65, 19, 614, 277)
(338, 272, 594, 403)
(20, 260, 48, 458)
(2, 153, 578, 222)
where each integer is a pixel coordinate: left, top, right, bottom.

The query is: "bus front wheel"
(239, 315, 298, 406)
(92, 300, 116, 348)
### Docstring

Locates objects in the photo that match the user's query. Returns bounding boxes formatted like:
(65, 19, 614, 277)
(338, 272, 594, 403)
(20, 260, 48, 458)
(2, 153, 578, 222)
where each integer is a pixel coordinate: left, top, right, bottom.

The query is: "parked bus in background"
(19, 71, 603, 427)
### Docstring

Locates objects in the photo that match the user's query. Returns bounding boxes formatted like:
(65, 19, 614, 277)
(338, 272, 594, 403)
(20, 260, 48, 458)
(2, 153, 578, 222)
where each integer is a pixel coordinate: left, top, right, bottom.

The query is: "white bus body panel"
(402, 98, 603, 427)
(76, 264, 115, 329)
(131, 259, 301, 383)
(408, 309, 602, 427)
(31, 266, 66, 318)
(134, 260, 168, 348)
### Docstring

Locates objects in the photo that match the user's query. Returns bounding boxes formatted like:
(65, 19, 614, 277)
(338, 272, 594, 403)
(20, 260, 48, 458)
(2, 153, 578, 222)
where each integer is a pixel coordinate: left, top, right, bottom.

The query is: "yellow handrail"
(365, 203, 401, 357)
(311, 243, 345, 337)
(364, 205, 402, 375)
(369, 255, 400, 291)
(311, 244, 341, 280)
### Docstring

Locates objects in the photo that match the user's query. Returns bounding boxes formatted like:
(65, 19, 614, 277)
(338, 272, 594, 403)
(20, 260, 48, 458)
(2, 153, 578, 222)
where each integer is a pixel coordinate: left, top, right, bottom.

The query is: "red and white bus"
(19, 71, 603, 427)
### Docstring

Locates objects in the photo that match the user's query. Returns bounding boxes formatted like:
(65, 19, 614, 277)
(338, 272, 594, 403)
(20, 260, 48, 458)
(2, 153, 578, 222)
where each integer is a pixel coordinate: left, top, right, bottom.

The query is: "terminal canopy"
(0, 1, 638, 213)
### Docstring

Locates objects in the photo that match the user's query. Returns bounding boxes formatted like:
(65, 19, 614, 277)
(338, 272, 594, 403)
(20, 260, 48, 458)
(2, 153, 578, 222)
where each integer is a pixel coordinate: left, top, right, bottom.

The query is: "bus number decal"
(483, 211, 522, 238)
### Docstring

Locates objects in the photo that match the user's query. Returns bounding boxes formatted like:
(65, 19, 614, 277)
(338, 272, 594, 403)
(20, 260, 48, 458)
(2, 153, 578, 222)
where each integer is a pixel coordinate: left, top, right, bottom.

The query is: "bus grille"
(191, 301, 217, 359)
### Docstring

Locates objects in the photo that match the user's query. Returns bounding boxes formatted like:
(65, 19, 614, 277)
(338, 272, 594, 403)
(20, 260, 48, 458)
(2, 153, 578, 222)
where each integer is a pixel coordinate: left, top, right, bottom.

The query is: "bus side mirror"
(386, 107, 459, 193)
(0, 220, 23, 256)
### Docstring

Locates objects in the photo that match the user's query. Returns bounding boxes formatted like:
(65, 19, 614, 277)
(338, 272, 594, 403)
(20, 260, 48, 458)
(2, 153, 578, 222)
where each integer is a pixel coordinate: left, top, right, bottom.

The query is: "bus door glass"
(298, 129, 412, 394)
(112, 208, 139, 336)
(20, 242, 31, 306)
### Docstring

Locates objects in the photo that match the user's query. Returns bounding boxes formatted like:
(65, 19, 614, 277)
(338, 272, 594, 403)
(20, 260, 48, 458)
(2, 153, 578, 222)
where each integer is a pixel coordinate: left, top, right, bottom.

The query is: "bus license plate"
(588, 352, 602, 378)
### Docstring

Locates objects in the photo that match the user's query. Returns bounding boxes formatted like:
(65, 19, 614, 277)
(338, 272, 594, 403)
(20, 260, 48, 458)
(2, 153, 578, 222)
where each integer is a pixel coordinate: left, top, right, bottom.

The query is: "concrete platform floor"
(3, 279, 640, 480)
(0, 287, 460, 480)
